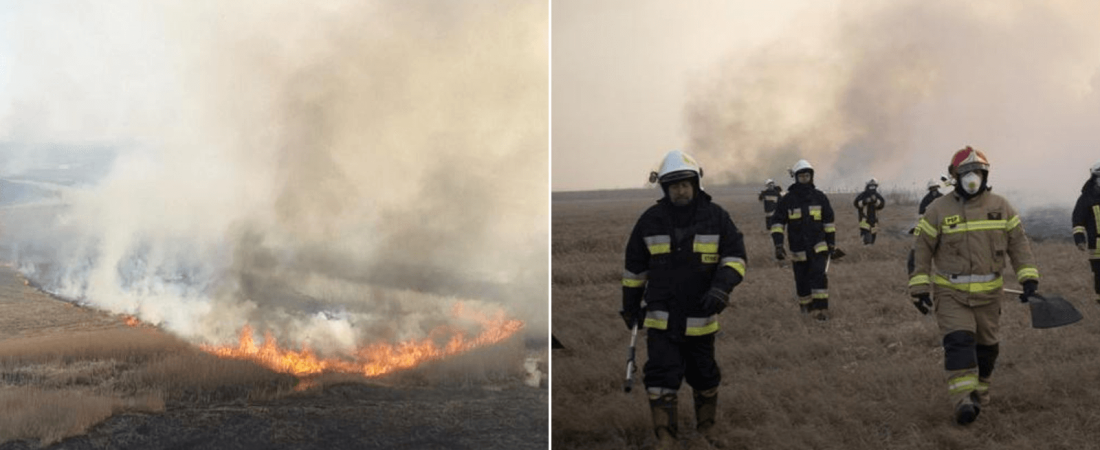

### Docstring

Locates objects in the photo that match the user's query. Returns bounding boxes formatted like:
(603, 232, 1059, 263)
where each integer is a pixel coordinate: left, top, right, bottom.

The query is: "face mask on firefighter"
(960, 171, 982, 195)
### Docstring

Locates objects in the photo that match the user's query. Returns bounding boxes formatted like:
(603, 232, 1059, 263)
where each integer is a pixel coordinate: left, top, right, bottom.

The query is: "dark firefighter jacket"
(622, 191, 746, 336)
(853, 189, 886, 228)
(919, 189, 943, 216)
(1072, 177, 1100, 260)
(758, 186, 783, 215)
(771, 183, 836, 260)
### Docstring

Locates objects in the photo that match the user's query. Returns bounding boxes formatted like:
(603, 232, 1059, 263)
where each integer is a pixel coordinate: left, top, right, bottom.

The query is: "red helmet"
(948, 146, 990, 178)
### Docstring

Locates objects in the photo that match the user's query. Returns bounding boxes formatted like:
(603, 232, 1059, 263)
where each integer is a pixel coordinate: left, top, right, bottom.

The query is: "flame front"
(200, 302, 525, 378)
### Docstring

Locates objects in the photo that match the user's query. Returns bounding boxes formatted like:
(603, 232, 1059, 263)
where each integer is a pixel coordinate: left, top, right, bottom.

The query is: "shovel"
(623, 323, 639, 393)
(1004, 288, 1084, 329)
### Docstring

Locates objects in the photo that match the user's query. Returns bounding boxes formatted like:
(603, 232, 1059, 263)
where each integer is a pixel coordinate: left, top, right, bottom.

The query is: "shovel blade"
(1029, 293, 1084, 329)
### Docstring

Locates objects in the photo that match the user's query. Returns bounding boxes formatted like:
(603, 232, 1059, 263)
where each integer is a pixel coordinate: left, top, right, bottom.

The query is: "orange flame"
(200, 302, 524, 378)
(122, 315, 140, 327)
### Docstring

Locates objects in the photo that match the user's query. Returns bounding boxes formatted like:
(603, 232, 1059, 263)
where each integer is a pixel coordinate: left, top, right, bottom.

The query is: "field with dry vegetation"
(552, 185, 1100, 449)
(0, 265, 547, 449)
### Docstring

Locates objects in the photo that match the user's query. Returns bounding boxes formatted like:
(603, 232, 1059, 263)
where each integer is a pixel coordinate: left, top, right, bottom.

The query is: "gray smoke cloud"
(0, 0, 547, 354)
(685, 1, 1100, 206)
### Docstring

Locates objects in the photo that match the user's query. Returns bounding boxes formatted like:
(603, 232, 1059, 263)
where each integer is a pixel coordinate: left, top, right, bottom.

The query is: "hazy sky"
(553, 0, 1100, 205)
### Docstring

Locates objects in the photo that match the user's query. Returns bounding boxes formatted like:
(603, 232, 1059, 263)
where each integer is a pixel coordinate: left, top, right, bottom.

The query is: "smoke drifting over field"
(0, 1, 547, 353)
(686, 1, 1100, 206)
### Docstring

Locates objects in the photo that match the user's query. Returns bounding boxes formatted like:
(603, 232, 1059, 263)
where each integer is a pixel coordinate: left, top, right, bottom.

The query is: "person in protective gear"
(758, 179, 784, 230)
(909, 146, 1040, 426)
(853, 178, 886, 245)
(907, 179, 945, 273)
(621, 150, 747, 449)
(771, 159, 836, 321)
(1071, 160, 1100, 305)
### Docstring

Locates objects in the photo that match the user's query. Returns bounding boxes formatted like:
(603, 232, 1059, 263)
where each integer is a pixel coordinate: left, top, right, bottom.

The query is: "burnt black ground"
(1, 382, 547, 450)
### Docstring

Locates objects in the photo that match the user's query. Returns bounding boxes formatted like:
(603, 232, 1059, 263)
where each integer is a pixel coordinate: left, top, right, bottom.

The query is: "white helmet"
(788, 159, 814, 178)
(649, 150, 703, 185)
(927, 179, 940, 189)
(1091, 160, 1100, 176)
(866, 178, 878, 188)
(765, 178, 775, 187)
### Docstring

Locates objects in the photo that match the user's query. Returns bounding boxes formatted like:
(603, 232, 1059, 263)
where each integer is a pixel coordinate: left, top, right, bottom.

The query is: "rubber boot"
(650, 393, 678, 450)
(975, 344, 999, 406)
(694, 387, 723, 448)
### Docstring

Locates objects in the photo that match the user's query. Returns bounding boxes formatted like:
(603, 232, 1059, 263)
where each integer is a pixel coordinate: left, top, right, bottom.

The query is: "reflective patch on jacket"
(644, 235, 671, 255)
(693, 234, 719, 254)
(622, 269, 648, 288)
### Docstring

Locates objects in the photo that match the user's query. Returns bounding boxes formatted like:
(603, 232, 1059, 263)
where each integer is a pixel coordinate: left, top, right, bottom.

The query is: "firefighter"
(758, 179, 784, 230)
(909, 146, 1040, 425)
(771, 159, 836, 320)
(907, 179, 945, 273)
(620, 150, 747, 449)
(853, 178, 886, 245)
(1071, 160, 1100, 304)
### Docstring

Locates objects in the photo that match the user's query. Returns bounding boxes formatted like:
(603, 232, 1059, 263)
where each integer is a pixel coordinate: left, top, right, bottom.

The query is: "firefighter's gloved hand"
(912, 293, 932, 315)
(1019, 280, 1039, 303)
(619, 308, 644, 330)
(774, 245, 786, 261)
(1078, 242, 1088, 252)
(701, 288, 729, 315)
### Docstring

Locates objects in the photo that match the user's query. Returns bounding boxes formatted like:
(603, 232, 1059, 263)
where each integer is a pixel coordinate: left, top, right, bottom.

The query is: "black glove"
(828, 245, 836, 258)
(775, 245, 786, 261)
(701, 288, 730, 315)
(912, 293, 932, 315)
(620, 308, 644, 330)
(1019, 280, 1038, 303)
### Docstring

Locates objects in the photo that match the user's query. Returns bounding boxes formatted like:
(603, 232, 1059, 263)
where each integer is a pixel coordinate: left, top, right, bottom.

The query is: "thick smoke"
(686, 1, 1100, 206)
(0, 1, 547, 353)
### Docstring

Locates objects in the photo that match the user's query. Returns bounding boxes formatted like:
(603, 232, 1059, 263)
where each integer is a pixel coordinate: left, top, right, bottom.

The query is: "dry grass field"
(0, 265, 547, 449)
(552, 185, 1100, 450)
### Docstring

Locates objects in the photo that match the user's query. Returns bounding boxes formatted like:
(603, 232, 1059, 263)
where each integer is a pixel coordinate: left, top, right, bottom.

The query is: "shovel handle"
(1003, 288, 1023, 294)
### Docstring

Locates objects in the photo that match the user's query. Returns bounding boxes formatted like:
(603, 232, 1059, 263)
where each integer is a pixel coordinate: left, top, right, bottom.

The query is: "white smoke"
(0, 0, 547, 353)
(685, 0, 1100, 207)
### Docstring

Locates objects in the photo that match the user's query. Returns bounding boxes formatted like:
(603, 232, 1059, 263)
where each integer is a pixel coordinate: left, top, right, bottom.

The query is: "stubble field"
(551, 185, 1100, 450)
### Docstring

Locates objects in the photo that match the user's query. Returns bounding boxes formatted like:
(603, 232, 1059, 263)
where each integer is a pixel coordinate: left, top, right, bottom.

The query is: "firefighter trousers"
(644, 329, 720, 397)
(1090, 260, 1100, 300)
(792, 253, 828, 311)
(934, 289, 1001, 407)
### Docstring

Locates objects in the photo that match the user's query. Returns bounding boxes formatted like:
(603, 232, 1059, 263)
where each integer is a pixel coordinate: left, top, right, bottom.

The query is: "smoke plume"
(686, 0, 1100, 206)
(0, 0, 547, 354)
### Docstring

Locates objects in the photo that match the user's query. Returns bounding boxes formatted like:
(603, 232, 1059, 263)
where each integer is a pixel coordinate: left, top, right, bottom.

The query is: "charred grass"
(0, 277, 547, 448)
(552, 186, 1100, 450)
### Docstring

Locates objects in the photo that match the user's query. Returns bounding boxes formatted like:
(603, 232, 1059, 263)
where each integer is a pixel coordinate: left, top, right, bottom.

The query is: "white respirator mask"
(960, 171, 982, 195)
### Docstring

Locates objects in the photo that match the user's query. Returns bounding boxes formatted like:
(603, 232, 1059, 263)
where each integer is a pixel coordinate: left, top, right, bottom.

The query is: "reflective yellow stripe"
(917, 218, 938, 238)
(948, 374, 979, 395)
(934, 274, 1004, 293)
(823, 223, 836, 233)
(644, 310, 669, 330)
(790, 251, 807, 262)
(770, 224, 785, 234)
(721, 257, 746, 277)
(685, 316, 719, 336)
(809, 205, 822, 221)
(908, 274, 930, 287)
(811, 289, 828, 299)
(645, 235, 671, 255)
(814, 241, 828, 253)
(1074, 226, 1086, 235)
(622, 270, 647, 288)
(859, 220, 870, 230)
(798, 296, 812, 305)
(1006, 216, 1021, 232)
(789, 209, 802, 219)
(941, 220, 1008, 234)
(1016, 266, 1039, 282)
(693, 235, 719, 253)
(1094, 205, 1100, 233)
(975, 381, 989, 393)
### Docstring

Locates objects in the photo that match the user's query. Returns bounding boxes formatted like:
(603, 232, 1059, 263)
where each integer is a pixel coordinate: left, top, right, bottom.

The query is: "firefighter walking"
(758, 179, 783, 230)
(771, 159, 836, 320)
(853, 178, 886, 245)
(620, 150, 746, 449)
(909, 146, 1040, 425)
(1071, 161, 1100, 304)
